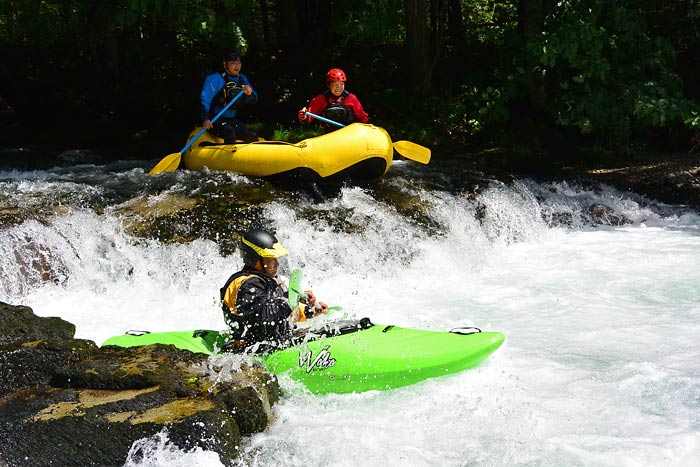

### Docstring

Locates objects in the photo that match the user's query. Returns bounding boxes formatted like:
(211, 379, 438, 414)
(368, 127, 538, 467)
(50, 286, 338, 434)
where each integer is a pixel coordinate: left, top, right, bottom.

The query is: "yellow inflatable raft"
(182, 123, 394, 181)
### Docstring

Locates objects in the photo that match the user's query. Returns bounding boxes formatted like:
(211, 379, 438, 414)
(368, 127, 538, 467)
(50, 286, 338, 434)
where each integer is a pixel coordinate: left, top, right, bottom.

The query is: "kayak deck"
(265, 324, 505, 393)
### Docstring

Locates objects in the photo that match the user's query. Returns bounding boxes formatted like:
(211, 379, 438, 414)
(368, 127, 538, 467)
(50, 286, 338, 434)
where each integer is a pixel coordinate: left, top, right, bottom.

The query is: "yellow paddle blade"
(393, 140, 431, 164)
(148, 153, 181, 175)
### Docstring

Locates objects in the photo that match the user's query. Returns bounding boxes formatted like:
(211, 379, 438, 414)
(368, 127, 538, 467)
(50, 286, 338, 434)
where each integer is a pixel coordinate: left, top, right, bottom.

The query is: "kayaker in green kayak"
(104, 230, 505, 394)
(219, 229, 328, 353)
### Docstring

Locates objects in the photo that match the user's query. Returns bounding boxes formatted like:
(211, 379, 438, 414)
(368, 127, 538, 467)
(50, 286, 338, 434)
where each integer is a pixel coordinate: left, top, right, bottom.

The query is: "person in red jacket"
(298, 68, 369, 128)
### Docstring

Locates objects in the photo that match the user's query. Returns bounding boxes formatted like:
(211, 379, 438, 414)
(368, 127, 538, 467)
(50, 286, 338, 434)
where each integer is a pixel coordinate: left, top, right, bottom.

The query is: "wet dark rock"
(0, 239, 69, 298)
(575, 154, 700, 210)
(0, 336, 97, 398)
(0, 302, 76, 347)
(546, 211, 574, 227)
(0, 302, 280, 466)
(585, 203, 631, 226)
(112, 184, 278, 252)
(0, 206, 29, 227)
(541, 204, 631, 228)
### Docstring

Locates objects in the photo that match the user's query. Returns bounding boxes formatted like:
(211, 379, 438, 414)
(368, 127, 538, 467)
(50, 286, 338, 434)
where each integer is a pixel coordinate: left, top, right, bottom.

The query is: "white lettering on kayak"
(299, 345, 336, 373)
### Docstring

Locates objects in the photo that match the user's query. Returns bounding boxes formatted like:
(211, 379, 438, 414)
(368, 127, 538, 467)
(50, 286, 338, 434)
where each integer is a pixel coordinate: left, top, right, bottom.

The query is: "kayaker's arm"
(291, 291, 329, 323)
(302, 290, 328, 316)
(300, 290, 322, 309)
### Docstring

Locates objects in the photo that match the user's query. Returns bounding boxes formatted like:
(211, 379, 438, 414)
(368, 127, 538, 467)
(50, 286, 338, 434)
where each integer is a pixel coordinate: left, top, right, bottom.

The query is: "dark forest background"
(2, 0, 700, 165)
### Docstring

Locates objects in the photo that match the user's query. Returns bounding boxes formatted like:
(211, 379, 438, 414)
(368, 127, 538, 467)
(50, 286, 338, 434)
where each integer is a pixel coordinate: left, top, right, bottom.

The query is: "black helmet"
(240, 229, 288, 266)
(223, 50, 242, 62)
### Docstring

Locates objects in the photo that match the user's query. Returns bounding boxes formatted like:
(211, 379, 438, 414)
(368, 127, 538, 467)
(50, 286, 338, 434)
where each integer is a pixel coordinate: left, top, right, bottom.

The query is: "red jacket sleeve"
(306, 94, 328, 122)
(343, 93, 369, 123)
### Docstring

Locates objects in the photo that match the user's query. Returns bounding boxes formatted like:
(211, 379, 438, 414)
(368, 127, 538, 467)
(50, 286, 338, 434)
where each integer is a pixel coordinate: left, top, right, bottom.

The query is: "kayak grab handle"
(449, 327, 481, 335)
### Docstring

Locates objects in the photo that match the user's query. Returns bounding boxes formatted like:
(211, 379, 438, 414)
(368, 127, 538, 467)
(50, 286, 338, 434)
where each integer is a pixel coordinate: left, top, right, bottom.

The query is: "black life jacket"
(322, 90, 355, 125)
(216, 72, 245, 108)
(219, 268, 291, 351)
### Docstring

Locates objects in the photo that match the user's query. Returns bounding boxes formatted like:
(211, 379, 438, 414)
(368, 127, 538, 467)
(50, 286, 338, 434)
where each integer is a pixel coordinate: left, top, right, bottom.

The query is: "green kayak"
(102, 321, 505, 394)
(103, 269, 503, 393)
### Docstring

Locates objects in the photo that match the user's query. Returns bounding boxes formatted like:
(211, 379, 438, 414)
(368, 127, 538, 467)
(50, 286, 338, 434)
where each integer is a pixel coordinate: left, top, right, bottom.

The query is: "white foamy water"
(1, 168, 699, 466)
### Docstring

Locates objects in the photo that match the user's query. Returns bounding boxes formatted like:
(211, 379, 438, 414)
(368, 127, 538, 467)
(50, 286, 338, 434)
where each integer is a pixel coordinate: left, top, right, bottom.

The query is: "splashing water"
(1, 162, 699, 466)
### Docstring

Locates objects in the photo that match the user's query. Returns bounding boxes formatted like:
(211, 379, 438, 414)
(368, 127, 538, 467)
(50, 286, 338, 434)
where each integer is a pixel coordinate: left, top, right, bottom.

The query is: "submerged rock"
(581, 154, 700, 209)
(585, 203, 631, 226)
(0, 302, 279, 466)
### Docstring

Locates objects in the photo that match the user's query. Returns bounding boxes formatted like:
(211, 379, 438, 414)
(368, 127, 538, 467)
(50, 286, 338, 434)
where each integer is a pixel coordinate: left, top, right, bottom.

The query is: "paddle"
(149, 89, 246, 175)
(288, 268, 306, 309)
(287, 268, 340, 320)
(304, 111, 431, 164)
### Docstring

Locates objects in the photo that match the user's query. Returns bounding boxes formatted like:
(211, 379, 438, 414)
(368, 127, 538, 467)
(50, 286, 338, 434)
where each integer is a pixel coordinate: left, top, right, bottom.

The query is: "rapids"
(1, 153, 698, 466)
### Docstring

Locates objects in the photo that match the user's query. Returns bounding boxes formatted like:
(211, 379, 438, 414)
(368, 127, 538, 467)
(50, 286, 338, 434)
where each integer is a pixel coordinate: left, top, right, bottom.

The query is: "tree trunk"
(447, 0, 467, 56)
(405, 0, 433, 92)
(259, 0, 271, 51)
(518, 0, 547, 113)
(275, 0, 301, 52)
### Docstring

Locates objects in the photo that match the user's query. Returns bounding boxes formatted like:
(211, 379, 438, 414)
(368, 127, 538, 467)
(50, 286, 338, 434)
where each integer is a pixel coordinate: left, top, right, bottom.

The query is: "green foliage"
(462, 0, 518, 45)
(525, 1, 699, 143)
(334, 0, 405, 46)
(433, 1, 521, 144)
(442, 0, 700, 150)
(440, 84, 512, 143)
(0, 0, 255, 125)
(269, 125, 323, 143)
(1, 0, 699, 154)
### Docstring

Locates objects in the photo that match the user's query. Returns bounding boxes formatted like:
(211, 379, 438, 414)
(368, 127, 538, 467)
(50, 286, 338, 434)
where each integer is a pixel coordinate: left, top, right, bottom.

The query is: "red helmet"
(326, 68, 347, 83)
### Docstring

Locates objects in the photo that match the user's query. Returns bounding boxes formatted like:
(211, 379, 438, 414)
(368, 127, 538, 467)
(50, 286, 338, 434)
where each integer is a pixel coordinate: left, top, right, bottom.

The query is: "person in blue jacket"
(200, 51, 258, 143)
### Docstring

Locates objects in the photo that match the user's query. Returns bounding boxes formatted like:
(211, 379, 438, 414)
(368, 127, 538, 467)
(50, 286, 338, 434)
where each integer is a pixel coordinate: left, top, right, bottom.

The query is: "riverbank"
(473, 149, 700, 211)
(576, 152, 700, 210)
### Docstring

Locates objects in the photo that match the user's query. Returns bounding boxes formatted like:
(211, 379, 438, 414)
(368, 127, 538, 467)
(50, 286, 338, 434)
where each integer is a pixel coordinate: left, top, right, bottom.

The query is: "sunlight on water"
(1, 170, 699, 466)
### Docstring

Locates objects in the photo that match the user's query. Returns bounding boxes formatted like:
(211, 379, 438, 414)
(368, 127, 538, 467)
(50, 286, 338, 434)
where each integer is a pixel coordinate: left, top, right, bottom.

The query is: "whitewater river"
(1, 152, 699, 466)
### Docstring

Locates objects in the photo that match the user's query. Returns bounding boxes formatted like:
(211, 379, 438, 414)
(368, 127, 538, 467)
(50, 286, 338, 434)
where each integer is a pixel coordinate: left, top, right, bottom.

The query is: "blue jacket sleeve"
(200, 73, 224, 122)
(238, 73, 258, 104)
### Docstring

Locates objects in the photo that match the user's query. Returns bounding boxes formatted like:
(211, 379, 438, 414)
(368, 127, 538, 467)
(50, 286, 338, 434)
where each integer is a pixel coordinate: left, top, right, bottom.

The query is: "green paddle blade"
(149, 153, 181, 175)
(288, 268, 305, 308)
(393, 140, 431, 164)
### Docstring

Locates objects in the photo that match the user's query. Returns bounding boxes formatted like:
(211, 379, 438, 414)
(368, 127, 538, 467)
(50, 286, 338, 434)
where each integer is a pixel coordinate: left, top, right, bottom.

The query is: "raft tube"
(182, 123, 394, 182)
